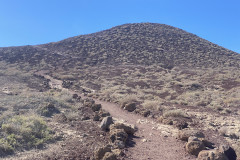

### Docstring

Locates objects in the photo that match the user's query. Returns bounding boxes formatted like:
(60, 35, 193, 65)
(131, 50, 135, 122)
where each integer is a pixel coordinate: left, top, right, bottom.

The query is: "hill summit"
(0, 23, 239, 68)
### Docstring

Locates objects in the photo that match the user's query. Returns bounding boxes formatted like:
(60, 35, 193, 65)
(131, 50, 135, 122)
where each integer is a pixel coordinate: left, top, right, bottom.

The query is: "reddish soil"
(37, 71, 196, 160)
(94, 99, 195, 160)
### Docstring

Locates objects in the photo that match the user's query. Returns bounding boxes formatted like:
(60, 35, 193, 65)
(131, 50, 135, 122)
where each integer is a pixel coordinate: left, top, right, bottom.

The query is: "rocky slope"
(0, 23, 239, 69)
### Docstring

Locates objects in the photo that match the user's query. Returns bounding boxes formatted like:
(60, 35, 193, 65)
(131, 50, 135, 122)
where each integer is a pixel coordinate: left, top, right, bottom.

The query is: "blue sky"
(0, 0, 239, 53)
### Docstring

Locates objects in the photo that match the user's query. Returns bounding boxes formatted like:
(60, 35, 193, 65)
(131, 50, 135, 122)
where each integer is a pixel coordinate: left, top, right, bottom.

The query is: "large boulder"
(178, 129, 205, 141)
(94, 145, 111, 160)
(110, 122, 137, 135)
(100, 116, 113, 131)
(186, 136, 205, 156)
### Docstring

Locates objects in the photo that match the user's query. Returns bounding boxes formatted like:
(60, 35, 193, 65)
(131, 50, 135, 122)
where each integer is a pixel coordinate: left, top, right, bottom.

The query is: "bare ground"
(37, 71, 196, 160)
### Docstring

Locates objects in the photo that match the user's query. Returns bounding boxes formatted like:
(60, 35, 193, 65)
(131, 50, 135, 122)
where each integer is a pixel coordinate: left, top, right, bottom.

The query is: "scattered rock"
(72, 94, 79, 99)
(186, 136, 205, 156)
(112, 140, 126, 149)
(123, 103, 136, 112)
(175, 120, 188, 130)
(83, 98, 95, 107)
(81, 115, 90, 121)
(2, 87, 13, 95)
(53, 113, 68, 123)
(141, 110, 151, 117)
(158, 116, 173, 125)
(100, 116, 113, 131)
(94, 145, 111, 160)
(110, 122, 137, 135)
(178, 129, 205, 141)
(198, 148, 229, 160)
(99, 110, 111, 118)
(188, 83, 203, 91)
(92, 104, 102, 112)
(62, 80, 73, 88)
(158, 115, 191, 130)
(93, 113, 100, 121)
(202, 140, 215, 149)
(110, 128, 128, 143)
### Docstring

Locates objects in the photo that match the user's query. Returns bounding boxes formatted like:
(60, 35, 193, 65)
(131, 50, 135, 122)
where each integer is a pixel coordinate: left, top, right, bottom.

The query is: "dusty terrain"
(0, 23, 239, 159)
(36, 71, 195, 160)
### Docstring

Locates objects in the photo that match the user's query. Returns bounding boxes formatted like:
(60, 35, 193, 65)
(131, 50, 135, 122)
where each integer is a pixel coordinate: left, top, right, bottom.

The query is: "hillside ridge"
(0, 23, 239, 68)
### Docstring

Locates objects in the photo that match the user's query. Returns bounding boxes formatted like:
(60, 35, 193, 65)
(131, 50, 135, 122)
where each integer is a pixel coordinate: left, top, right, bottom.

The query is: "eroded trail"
(94, 99, 194, 160)
(38, 72, 195, 160)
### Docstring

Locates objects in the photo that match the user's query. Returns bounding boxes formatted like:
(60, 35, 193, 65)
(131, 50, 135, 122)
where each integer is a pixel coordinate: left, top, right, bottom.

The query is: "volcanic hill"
(0, 23, 240, 160)
(0, 23, 239, 69)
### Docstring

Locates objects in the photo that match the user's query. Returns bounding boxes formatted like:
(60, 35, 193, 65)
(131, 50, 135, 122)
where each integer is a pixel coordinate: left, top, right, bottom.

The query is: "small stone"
(113, 140, 125, 149)
(92, 104, 102, 112)
(123, 103, 136, 112)
(100, 116, 113, 131)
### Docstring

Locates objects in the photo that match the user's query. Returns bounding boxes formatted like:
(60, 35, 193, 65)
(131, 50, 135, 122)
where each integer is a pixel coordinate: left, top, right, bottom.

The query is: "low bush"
(163, 109, 188, 118)
(0, 115, 54, 156)
(142, 100, 162, 111)
(37, 103, 60, 117)
(118, 94, 138, 106)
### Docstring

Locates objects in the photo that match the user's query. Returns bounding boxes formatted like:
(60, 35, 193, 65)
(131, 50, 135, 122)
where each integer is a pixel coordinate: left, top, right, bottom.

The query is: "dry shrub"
(142, 100, 162, 111)
(163, 109, 188, 118)
(118, 94, 138, 105)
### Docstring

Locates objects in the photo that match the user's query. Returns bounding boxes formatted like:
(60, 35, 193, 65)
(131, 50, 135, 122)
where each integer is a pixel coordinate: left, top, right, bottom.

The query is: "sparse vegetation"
(0, 23, 239, 159)
(163, 109, 188, 118)
(142, 100, 162, 111)
(0, 115, 54, 155)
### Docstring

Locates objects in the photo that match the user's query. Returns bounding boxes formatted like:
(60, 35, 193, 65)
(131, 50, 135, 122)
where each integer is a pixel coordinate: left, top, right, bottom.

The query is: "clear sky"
(0, 0, 239, 53)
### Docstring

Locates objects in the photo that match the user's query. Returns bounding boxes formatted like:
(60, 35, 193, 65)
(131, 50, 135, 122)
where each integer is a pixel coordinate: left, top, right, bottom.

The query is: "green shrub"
(0, 138, 14, 155)
(0, 115, 54, 155)
(37, 103, 60, 117)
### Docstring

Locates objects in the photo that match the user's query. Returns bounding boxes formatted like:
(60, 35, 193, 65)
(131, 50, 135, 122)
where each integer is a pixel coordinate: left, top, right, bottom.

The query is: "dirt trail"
(38, 72, 195, 160)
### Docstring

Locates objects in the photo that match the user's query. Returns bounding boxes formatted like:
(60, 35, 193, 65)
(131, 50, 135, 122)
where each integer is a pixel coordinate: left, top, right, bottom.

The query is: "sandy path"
(37, 72, 196, 160)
